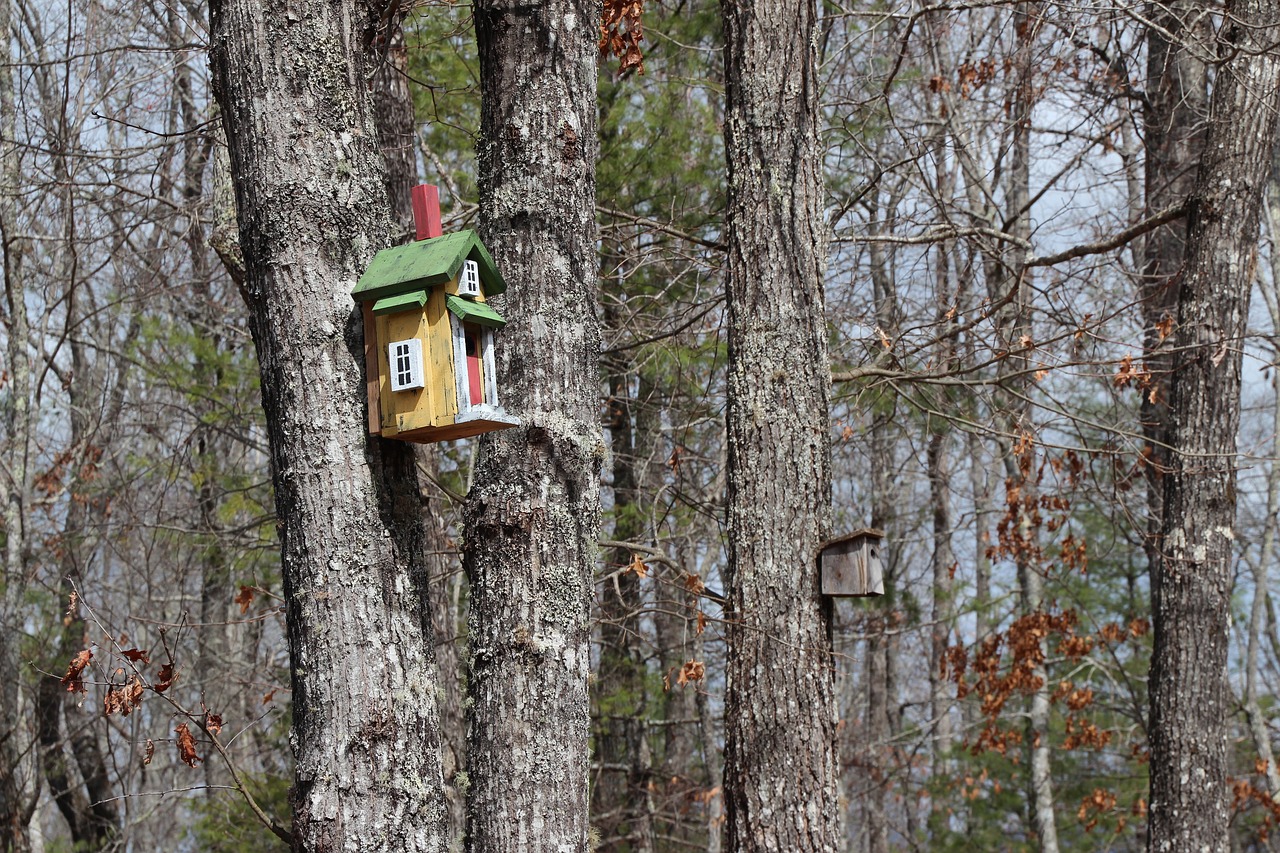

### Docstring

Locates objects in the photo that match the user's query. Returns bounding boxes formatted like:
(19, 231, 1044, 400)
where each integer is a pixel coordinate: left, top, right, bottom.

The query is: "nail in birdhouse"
(353, 185, 519, 443)
(819, 529, 885, 598)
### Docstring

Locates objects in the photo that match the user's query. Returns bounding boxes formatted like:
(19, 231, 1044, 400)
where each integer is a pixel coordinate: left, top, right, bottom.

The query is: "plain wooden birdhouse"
(819, 529, 885, 598)
(352, 185, 519, 443)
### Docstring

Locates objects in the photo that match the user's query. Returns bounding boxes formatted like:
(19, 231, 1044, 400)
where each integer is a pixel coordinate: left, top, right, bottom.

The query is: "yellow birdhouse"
(353, 185, 519, 443)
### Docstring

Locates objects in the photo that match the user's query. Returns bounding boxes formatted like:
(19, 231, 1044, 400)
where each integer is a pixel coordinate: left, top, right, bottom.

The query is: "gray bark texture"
(594, 284, 655, 852)
(208, 1, 448, 850)
(1141, 0, 1209, 576)
(0, 0, 35, 843)
(719, 0, 842, 849)
(369, 24, 469, 843)
(1147, 3, 1280, 850)
(462, 1, 602, 850)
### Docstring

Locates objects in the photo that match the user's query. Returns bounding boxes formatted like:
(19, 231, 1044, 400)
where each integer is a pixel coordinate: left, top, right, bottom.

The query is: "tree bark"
(0, 0, 36, 844)
(462, 1, 602, 850)
(999, 7, 1058, 850)
(368, 23, 469, 843)
(1148, 3, 1280, 850)
(1141, 0, 1209, 581)
(719, 0, 841, 849)
(208, 1, 448, 849)
(594, 269, 655, 852)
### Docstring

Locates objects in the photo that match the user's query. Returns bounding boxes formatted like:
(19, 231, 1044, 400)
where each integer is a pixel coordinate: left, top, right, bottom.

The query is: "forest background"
(3, 0, 1280, 851)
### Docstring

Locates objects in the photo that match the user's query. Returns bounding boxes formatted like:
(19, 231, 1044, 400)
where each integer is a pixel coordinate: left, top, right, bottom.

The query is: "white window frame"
(388, 338, 424, 392)
(451, 317, 500, 412)
(458, 259, 481, 298)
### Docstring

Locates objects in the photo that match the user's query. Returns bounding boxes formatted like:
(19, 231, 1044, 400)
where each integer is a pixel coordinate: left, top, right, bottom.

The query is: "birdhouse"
(353, 185, 519, 443)
(818, 529, 885, 598)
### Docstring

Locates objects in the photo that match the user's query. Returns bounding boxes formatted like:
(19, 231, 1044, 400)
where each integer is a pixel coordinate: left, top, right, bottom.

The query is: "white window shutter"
(459, 259, 481, 298)
(389, 338, 424, 391)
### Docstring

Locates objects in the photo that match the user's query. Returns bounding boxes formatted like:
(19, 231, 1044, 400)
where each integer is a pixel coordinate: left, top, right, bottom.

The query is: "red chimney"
(411, 184, 443, 241)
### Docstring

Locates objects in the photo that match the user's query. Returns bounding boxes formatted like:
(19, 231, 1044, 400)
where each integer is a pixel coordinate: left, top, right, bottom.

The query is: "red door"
(465, 325, 484, 406)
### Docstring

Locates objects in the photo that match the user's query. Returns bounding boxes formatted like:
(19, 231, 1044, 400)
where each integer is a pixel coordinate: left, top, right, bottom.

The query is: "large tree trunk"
(1147, 3, 1280, 850)
(461, 1, 602, 849)
(208, 1, 448, 850)
(719, 0, 841, 849)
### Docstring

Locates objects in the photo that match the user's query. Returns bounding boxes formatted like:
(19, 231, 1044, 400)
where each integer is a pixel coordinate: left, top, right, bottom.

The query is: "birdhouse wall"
(376, 310, 429, 434)
(819, 536, 886, 597)
(373, 270, 505, 438)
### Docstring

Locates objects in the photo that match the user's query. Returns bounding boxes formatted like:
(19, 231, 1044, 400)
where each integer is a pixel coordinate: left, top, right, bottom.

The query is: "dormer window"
(458, 259, 481, 298)
(389, 338, 424, 392)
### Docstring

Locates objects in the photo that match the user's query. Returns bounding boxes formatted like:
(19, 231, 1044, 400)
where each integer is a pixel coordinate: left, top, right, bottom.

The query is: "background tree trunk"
(0, 0, 36, 844)
(1148, 3, 1280, 849)
(1141, 0, 1209, 580)
(369, 24, 469, 843)
(719, 0, 842, 849)
(462, 1, 602, 849)
(208, 1, 448, 849)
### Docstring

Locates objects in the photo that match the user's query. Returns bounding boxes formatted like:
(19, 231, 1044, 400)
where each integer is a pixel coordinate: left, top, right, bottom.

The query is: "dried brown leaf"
(154, 663, 178, 693)
(62, 649, 92, 693)
(626, 554, 648, 578)
(676, 659, 705, 686)
(175, 723, 201, 768)
(234, 585, 255, 614)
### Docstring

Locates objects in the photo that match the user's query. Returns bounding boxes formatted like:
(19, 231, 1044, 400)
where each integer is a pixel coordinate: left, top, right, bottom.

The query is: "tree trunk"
(1148, 4, 1280, 850)
(0, 0, 36, 843)
(372, 25, 418, 241)
(594, 269, 655, 852)
(719, 0, 841, 849)
(1141, 0, 1209, 581)
(30, 67, 120, 849)
(998, 6, 1059, 850)
(1246, 148, 1280, 804)
(208, 1, 449, 849)
(368, 24, 469, 843)
(927, 128, 957, 779)
(462, 1, 602, 849)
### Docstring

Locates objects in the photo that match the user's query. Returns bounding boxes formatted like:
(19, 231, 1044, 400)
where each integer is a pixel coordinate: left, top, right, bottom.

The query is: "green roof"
(372, 290, 428, 316)
(446, 295, 506, 328)
(353, 230, 506, 303)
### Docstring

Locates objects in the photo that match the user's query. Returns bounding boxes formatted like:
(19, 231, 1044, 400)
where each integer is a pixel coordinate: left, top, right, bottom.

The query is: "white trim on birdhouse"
(451, 317, 470, 408)
(481, 327, 499, 408)
(450, 315, 500, 413)
(458, 259, 481, 298)
(389, 338, 424, 392)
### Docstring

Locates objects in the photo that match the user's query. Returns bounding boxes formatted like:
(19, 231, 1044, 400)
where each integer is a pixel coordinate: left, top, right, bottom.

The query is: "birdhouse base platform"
(384, 410, 519, 444)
